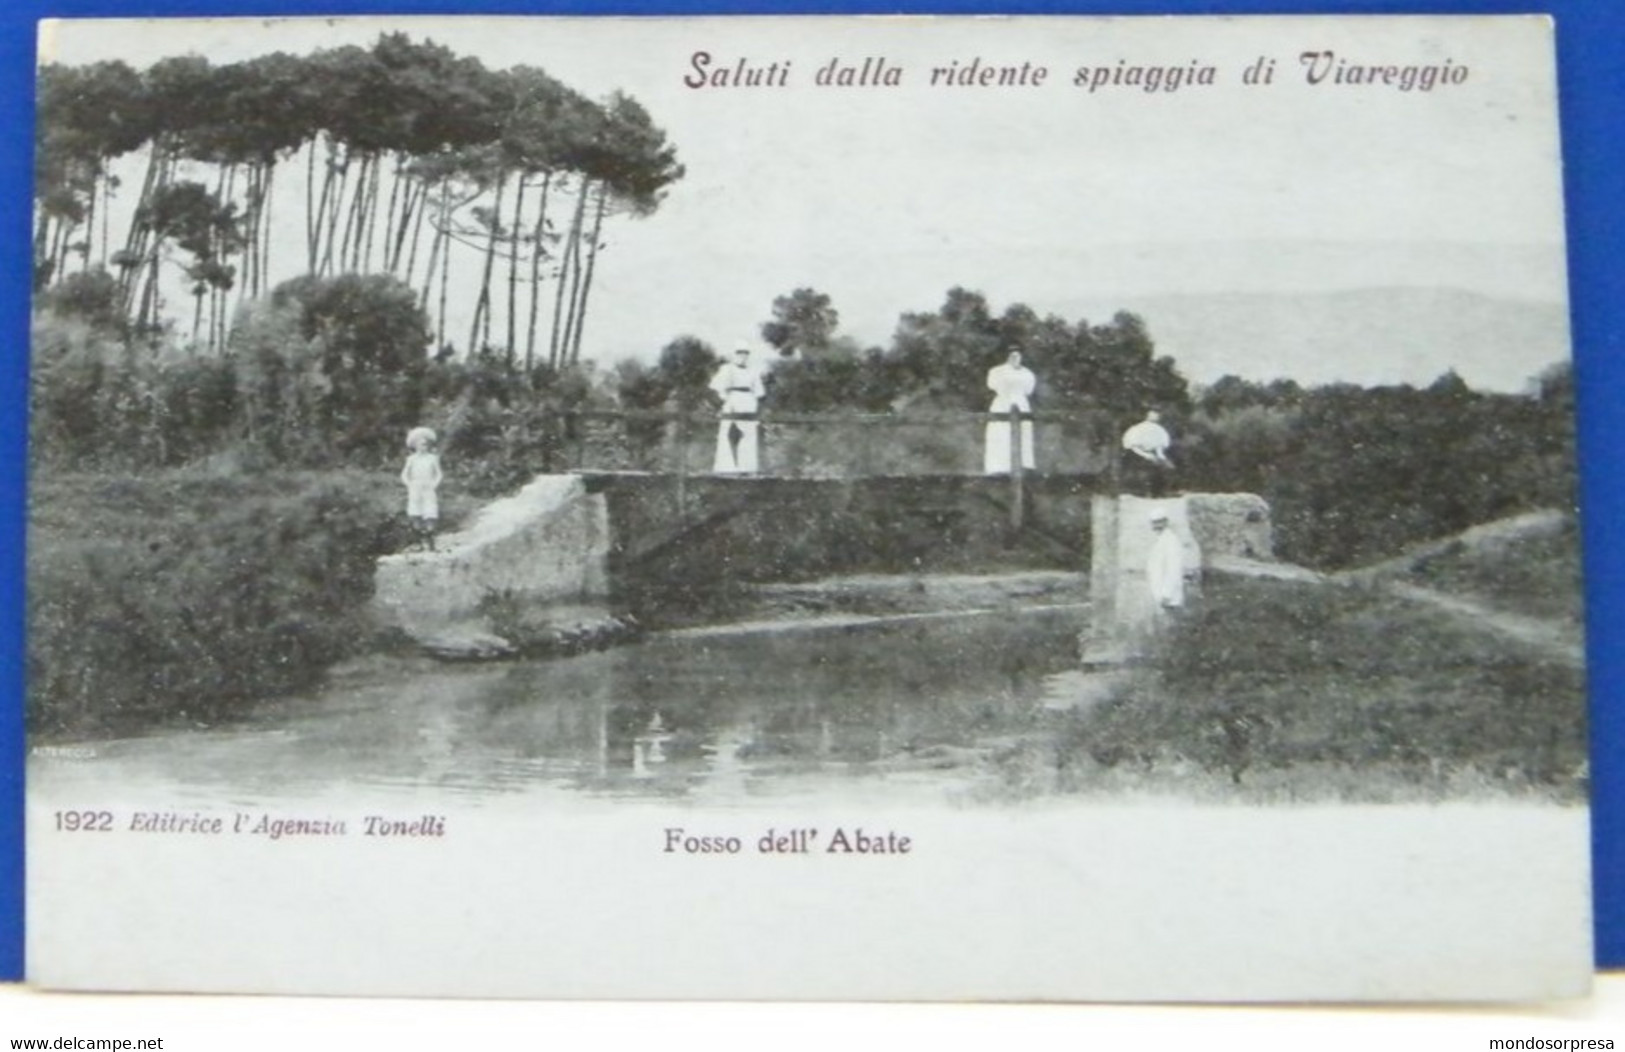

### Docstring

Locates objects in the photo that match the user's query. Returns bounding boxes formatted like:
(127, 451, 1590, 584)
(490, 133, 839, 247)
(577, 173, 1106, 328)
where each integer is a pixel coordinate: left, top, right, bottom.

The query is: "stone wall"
(600, 473, 1098, 605)
(372, 475, 611, 640)
(374, 470, 1117, 653)
(1184, 493, 1274, 561)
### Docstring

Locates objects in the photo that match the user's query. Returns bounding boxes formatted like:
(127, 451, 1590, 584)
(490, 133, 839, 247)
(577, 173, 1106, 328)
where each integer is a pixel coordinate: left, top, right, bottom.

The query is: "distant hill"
(1063, 287, 1571, 394)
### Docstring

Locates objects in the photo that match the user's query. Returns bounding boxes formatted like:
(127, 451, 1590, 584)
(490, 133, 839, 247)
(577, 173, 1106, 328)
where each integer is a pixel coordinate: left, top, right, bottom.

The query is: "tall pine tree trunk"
(318, 148, 350, 276)
(337, 153, 369, 274)
(436, 209, 451, 354)
(305, 139, 322, 273)
(48, 217, 71, 284)
(138, 246, 162, 333)
(524, 172, 554, 371)
(32, 209, 50, 282)
(239, 165, 257, 297)
(359, 153, 384, 272)
(380, 155, 406, 273)
(402, 180, 430, 283)
(505, 174, 528, 365)
(120, 142, 166, 315)
(468, 171, 507, 357)
(80, 163, 99, 274)
(392, 175, 425, 276)
(569, 183, 610, 365)
(418, 185, 446, 314)
(259, 162, 276, 295)
(559, 181, 594, 366)
(99, 167, 113, 267)
(549, 179, 587, 369)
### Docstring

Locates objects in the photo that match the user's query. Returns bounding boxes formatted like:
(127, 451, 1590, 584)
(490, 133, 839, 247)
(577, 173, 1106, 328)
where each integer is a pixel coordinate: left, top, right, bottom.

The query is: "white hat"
(1149, 509, 1170, 523)
(406, 426, 437, 450)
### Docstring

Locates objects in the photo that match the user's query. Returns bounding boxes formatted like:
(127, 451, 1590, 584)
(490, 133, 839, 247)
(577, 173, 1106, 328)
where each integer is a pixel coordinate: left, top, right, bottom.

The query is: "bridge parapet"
(591, 472, 1102, 603)
(547, 406, 1120, 485)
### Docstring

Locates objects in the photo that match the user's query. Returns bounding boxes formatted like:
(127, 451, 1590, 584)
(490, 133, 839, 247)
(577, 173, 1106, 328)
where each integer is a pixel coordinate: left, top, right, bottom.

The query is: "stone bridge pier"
(1082, 491, 1275, 665)
(369, 469, 1274, 662)
(372, 475, 614, 656)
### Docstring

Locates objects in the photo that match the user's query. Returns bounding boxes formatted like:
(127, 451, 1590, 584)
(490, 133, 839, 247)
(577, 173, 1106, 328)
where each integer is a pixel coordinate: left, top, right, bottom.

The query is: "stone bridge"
(373, 470, 1104, 642)
(371, 469, 1273, 659)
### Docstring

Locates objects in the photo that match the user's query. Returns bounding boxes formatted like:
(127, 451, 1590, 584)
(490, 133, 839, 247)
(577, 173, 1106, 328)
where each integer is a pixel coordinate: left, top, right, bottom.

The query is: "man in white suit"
(1146, 509, 1187, 613)
(710, 344, 767, 474)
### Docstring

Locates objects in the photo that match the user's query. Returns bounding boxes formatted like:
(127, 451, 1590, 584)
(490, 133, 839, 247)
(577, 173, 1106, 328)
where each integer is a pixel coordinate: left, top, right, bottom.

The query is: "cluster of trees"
(617, 286, 1192, 421)
(35, 34, 683, 364)
(32, 271, 595, 492)
(602, 287, 1191, 476)
(611, 285, 1576, 570)
(31, 276, 1195, 480)
(32, 246, 1575, 571)
(1178, 366, 1577, 569)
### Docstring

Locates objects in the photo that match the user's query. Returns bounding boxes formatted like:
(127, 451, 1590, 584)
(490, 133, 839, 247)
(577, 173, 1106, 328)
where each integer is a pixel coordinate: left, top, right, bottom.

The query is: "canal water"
(34, 606, 1086, 809)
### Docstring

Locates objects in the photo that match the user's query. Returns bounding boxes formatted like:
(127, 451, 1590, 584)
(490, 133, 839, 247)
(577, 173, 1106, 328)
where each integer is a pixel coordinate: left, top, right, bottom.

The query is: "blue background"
(0, 0, 1619, 984)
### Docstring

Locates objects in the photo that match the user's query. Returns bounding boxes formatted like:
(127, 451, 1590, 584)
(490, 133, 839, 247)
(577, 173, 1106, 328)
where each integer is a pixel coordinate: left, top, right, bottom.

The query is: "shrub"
(31, 314, 242, 470)
(28, 480, 397, 737)
(231, 274, 432, 467)
(1180, 376, 1578, 569)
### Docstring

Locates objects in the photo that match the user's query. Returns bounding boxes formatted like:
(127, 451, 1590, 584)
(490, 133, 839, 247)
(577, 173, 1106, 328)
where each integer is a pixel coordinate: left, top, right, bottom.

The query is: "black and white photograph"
(23, 14, 1591, 1001)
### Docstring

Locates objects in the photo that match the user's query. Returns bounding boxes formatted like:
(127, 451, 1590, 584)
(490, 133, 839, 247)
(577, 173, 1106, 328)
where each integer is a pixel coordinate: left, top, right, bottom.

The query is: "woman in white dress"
(984, 351, 1037, 474)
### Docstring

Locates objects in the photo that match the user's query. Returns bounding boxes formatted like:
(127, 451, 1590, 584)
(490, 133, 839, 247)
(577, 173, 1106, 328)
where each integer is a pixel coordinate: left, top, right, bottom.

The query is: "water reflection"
(46, 608, 1084, 806)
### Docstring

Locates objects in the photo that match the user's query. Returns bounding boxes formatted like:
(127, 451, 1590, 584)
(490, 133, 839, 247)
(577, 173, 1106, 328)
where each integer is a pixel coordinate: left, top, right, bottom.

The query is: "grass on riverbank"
(1392, 513, 1584, 628)
(1046, 575, 1587, 802)
(28, 467, 480, 739)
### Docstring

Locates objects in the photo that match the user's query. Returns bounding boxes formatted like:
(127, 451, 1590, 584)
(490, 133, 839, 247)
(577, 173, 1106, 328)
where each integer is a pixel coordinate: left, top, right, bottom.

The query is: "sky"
(39, 14, 1572, 388)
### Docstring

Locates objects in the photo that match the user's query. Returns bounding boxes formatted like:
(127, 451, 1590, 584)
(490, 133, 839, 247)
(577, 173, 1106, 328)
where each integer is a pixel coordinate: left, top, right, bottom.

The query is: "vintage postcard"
(24, 14, 1589, 1000)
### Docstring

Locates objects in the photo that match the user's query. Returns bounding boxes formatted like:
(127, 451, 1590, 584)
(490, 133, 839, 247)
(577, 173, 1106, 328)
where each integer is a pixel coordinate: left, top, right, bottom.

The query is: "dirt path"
(1326, 507, 1582, 667)
(1344, 508, 1570, 584)
(1383, 581, 1584, 668)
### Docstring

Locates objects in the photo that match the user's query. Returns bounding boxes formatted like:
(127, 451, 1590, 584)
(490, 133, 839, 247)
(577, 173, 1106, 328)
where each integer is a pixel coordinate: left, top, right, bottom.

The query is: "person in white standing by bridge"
(984, 351, 1037, 474)
(1146, 508, 1188, 618)
(401, 426, 443, 552)
(710, 343, 767, 474)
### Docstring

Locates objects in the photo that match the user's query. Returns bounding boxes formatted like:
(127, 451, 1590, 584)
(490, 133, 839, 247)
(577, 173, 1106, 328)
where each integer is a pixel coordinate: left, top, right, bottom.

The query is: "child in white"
(402, 426, 443, 552)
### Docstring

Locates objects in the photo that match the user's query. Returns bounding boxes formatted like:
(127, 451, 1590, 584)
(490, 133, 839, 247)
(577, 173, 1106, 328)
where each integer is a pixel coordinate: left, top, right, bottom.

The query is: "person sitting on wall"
(1120, 408, 1174, 497)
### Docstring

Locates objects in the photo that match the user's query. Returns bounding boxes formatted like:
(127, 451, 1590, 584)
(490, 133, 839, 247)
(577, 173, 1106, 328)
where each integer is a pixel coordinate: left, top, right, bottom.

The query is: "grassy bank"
(1395, 514, 1584, 627)
(1045, 575, 1587, 802)
(28, 467, 476, 739)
